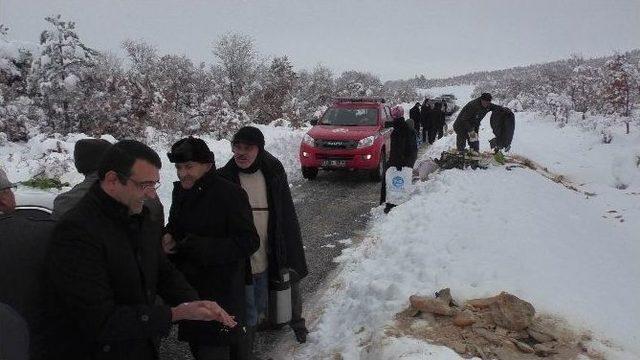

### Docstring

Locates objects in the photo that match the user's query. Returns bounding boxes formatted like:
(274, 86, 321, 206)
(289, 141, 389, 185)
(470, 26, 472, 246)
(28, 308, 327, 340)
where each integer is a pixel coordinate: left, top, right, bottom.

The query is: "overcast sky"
(2, 0, 639, 80)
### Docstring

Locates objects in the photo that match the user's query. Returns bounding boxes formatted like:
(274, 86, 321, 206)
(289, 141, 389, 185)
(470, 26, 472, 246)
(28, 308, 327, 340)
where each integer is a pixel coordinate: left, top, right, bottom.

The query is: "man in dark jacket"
(433, 102, 446, 140)
(0, 302, 29, 360)
(380, 106, 415, 213)
(425, 103, 446, 144)
(409, 102, 421, 138)
(489, 105, 515, 153)
(52, 138, 111, 220)
(46, 140, 235, 360)
(453, 92, 497, 152)
(163, 137, 259, 360)
(218, 126, 309, 347)
(420, 99, 431, 143)
(1, 208, 55, 360)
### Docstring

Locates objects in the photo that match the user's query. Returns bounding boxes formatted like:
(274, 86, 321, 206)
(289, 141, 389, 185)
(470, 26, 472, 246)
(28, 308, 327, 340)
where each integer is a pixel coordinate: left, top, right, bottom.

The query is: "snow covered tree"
(212, 32, 257, 110)
(545, 93, 573, 126)
(252, 56, 297, 125)
(28, 15, 99, 134)
(382, 80, 418, 104)
(568, 65, 603, 114)
(189, 94, 250, 139)
(80, 52, 137, 137)
(601, 54, 634, 116)
(295, 64, 335, 122)
(335, 71, 382, 98)
(1, 26, 40, 141)
(122, 39, 159, 128)
(156, 54, 197, 113)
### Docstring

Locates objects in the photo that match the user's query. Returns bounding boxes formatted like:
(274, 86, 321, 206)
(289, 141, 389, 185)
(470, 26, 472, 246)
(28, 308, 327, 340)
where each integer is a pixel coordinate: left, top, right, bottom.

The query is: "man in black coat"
(162, 137, 259, 360)
(217, 126, 309, 347)
(409, 102, 421, 137)
(453, 92, 497, 152)
(0, 209, 55, 360)
(433, 102, 446, 140)
(420, 99, 431, 143)
(46, 140, 236, 360)
(489, 105, 515, 153)
(380, 106, 415, 213)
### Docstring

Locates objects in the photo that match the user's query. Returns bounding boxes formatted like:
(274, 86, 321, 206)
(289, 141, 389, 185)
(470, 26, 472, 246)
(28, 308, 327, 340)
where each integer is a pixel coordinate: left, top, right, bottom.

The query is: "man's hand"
(504, 145, 511, 153)
(162, 233, 176, 254)
(468, 131, 478, 142)
(171, 301, 237, 328)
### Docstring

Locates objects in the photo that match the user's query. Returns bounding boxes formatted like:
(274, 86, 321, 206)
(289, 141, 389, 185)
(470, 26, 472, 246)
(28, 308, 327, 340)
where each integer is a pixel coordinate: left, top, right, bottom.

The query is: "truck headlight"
(302, 134, 315, 147)
(357, 135, 375, 149)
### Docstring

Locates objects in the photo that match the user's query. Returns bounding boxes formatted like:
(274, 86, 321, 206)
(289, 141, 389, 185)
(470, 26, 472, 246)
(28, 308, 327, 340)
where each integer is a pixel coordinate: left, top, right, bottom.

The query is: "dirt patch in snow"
(387, 289, 606, 360)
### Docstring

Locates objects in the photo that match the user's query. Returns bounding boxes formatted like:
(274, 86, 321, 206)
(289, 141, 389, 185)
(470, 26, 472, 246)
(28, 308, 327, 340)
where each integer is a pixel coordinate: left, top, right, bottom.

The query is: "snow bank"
(297, 109, 640, 359)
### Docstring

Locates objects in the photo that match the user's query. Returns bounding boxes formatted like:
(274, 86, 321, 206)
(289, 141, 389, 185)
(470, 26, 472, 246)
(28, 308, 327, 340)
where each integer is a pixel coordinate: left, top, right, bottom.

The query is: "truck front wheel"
(369, 151, 386, 182)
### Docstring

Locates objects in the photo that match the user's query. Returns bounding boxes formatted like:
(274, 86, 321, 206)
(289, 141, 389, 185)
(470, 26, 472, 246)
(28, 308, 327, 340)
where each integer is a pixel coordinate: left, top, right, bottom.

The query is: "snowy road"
(255, 170, 381, 357)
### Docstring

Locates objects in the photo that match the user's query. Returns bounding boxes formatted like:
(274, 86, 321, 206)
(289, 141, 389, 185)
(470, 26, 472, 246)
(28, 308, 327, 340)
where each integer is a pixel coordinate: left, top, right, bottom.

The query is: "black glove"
(504, 145, 511, 153)
(488, 138, 497, 149)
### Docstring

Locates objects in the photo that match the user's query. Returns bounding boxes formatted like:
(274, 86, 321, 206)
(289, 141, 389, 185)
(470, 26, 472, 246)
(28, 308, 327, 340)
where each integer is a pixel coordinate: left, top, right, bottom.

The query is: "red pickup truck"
(299, 98, 393, 181)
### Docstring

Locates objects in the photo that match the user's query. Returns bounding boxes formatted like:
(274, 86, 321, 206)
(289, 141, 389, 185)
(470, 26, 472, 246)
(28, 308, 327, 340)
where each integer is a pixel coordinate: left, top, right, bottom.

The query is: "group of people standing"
(409, 98, 447, 145)
(0, 126, 308, 360)
(379, 92, 516, 213)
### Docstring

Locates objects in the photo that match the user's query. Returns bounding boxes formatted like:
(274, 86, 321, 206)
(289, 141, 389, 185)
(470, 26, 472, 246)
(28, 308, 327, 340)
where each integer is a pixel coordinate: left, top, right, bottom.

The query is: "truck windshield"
(320, 108, 378, 126)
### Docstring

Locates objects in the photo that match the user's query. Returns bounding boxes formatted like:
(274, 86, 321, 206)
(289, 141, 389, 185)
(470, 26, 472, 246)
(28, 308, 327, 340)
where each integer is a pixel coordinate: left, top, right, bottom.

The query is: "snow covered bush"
(545, 92, 573, 126)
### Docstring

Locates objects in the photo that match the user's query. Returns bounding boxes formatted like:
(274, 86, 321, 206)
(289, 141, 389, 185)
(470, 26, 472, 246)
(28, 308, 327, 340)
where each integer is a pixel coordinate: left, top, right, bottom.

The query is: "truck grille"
(316, 154, 355, 161)
(315, 139, 358, 150)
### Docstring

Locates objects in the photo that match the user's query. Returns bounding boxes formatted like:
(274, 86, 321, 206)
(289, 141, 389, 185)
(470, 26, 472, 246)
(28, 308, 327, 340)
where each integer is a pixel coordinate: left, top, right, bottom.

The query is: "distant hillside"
(411, 49, 640, 88)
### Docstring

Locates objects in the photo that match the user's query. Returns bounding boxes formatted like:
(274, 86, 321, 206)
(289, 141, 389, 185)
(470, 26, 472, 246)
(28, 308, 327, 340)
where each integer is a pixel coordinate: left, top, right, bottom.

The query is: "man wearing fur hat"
(163, 136, 259, 360)
(218, 126, 309, 351)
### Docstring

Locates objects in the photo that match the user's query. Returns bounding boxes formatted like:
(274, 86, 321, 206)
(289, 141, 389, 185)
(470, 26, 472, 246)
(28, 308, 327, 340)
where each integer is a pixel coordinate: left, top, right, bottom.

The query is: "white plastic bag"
(385, 167, 414, 205)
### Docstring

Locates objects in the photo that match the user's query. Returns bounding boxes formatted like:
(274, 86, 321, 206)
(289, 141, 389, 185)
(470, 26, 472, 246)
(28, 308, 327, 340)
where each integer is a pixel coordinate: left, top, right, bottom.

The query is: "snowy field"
(284, 106, 640, 358)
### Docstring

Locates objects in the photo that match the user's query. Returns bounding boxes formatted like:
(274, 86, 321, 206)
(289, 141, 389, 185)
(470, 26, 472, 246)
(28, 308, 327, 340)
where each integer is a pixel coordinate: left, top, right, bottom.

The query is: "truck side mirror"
(310, 119, 318, 126)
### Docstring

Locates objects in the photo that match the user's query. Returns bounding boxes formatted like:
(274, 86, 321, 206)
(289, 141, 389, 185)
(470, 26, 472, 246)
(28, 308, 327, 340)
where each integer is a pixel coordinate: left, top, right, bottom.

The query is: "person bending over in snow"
(488, 105, 515, 153)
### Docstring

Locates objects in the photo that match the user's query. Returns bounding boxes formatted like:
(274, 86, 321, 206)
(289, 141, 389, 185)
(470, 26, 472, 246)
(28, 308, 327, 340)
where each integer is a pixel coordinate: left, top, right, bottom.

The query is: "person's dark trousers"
(289, 281, 308, 343)
(421, 127, 428, 143)
(456, 132, 468, 151)
(189, 340, 250, 360)
(436, 125, 444, 139)
(427, 127, 437, 144)
(379, 168, 387, 205)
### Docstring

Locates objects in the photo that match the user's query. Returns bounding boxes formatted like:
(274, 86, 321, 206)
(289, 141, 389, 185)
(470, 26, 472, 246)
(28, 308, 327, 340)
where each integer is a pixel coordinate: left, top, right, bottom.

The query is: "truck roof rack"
(332, 97, 386, 104)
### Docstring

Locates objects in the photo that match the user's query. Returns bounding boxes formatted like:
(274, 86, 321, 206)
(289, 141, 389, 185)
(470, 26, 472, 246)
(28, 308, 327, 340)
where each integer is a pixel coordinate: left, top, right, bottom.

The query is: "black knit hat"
(168, 137, 215, 164)
(232, 126, 265, 149)
(480, 93, 493, 101)
(74, 138, 112, 175)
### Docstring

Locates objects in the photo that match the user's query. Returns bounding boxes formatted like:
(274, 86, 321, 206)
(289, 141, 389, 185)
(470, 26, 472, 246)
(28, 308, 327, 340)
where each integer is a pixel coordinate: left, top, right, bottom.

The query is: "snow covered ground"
(286, 97, 640, 358)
